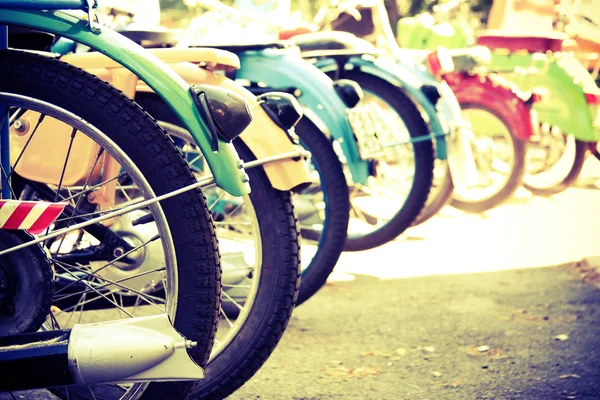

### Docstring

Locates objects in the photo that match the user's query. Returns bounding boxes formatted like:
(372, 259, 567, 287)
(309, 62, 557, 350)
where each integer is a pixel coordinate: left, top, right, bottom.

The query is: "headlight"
(257, 92, 303, 131)
(333, 79, 363, 108)
(190, 84, 253, 151)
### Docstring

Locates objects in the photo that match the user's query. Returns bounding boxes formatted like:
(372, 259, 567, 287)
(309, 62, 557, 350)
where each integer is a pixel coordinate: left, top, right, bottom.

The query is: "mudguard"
(140, 60, 312, 192)
(311, 54, 449, 160)
(234, 47, 371, 185)
(0, 9, 249, 196)
(447, 72, 537, 142)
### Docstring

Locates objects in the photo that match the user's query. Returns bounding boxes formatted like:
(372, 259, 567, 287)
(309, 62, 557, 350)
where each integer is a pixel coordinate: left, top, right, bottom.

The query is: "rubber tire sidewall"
(190, 139, 301, 400)
(295, 117, 350, 305)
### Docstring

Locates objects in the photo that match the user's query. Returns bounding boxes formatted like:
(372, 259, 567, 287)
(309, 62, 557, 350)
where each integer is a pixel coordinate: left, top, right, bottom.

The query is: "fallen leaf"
(422, 346, 436, 353)
(477, 345, 490, 352)
(451, 380, 461, 388)
(395, 347, 408, 356)
(559, 374, 581, 379)
(432, 371, 442, 378)
(360, 352, 375, 357)
(554, 334, 569, 341)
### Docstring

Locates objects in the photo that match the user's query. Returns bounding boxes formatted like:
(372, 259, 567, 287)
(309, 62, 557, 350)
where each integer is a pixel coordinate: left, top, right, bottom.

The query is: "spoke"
(0, 175, 215, 256)
(53, 293, 105, 315)
(117, 180, 132, 202)
(88, 386, 98, 400)
(208, 190, 228, 212)
(2, 112, 45, 190)
(221, 290, 244, 311)
(223, 284, 251, 289)
(54, 235, 159, 295)
(214, 221, 253, 227)
(54, 128, 78, 202)
(219, 306, 235, 329)
(53, 265, 167, 307)
(53, 262, 134, 318)
(59, 171, 126, 204)
(51, 147, 106, 257)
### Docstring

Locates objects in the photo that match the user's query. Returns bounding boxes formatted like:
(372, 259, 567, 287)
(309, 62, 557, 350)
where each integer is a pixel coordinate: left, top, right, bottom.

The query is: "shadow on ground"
(230, 263, 600, 400)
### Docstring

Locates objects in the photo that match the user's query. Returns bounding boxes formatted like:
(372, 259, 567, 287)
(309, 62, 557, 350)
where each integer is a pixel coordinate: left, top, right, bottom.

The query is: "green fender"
(0, 9, 249, 195)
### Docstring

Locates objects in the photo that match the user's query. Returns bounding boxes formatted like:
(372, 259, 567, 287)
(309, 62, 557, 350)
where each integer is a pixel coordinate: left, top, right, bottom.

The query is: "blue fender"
(313, 55, 449, 160)
(235, 48, 370, 184)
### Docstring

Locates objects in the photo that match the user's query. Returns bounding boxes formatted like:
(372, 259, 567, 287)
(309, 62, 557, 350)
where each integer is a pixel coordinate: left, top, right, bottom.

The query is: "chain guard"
(0, 230, 54, 336)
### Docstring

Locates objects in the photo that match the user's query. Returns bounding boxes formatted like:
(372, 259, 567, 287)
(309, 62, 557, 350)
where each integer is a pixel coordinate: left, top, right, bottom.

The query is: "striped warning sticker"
(0, 200, 67, 234)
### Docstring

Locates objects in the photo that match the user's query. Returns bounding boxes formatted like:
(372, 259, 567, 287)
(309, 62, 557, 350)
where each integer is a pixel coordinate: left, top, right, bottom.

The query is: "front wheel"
(451, 104, 527, 213)
(524, 128, 589, 196)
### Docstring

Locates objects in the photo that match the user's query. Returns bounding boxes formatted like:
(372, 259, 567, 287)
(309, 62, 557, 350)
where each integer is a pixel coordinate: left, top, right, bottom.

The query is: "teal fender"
(314, 55, 449, 160)
(0, 9, 249, 195)
(235, 48, 370, 184)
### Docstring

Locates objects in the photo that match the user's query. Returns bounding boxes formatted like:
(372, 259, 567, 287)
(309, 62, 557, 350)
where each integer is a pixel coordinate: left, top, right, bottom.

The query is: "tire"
(341, 72, 435, 251)
(294, 117, 350, 305)
(0, 50, 220, 399)
(451, 103, 527, 213)
(524, 137, 589, 196)
(411, 161, 454, 226)
(189, 139, 301, 400)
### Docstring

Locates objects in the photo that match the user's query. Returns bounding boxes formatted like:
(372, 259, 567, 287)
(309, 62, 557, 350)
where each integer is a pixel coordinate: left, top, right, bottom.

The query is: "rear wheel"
(341, 73, 435, 251)
(524, 127, 589, 196)
(411, 160, 454, 226)
(0, 50, 220, 399)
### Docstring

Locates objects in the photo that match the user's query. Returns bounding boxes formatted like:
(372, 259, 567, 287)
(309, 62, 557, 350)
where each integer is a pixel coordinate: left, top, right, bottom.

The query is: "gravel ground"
(229, 262, 600, 400)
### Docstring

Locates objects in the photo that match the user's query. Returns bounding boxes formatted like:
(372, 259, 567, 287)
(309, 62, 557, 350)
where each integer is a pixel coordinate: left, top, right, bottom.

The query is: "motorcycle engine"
(0, 230, 54, 336)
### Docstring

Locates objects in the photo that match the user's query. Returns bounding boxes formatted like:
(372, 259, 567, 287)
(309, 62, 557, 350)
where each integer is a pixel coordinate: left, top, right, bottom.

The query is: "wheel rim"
(347, 90, 416, 238)
(2, 93, 180, 399)
(452, 107, 515, 204)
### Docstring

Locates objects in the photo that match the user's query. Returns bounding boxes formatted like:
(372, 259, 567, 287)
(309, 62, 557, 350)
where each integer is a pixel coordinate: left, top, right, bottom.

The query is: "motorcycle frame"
(0, 3, 250, 196)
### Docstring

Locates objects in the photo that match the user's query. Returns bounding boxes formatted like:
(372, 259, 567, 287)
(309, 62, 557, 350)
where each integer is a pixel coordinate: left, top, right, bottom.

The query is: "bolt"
(113, 247, 125, 258)
(237, 160, 244, 169)
(241, 173, 250, 183)
(12, 119, 29, 135)
(185, 340, 198, 349)
(87, 192, 96, 202)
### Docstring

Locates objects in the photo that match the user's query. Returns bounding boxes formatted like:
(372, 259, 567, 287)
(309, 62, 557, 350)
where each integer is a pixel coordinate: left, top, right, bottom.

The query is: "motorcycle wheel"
(411, 160, 454, 226)
(186, 139, 301, 400)
(451, 103, 527, 212)
(524, 128, 589, 196)
(0, 50, 220, 399)
(294, 117, 350, 305)
(341, 72, 435, 251)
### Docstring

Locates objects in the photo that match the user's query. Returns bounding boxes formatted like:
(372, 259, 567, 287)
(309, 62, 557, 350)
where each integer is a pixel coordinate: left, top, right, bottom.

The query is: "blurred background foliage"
(159, 0, 494, 29)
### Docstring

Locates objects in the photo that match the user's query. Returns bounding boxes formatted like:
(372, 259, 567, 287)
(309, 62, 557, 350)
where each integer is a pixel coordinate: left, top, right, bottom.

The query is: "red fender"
(445, 72, 535, 141)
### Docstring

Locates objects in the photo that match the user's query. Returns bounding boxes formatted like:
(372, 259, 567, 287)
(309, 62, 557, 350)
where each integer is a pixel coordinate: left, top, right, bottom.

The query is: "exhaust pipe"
(0, 314, 204, 391)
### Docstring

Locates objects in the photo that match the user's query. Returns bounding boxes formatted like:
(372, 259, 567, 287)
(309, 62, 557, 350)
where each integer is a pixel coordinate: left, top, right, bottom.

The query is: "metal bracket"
(85, 0, 101, 34)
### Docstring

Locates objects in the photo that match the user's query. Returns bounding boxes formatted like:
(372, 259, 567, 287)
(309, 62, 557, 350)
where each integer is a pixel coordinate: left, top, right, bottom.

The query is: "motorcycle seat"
(476, 31, 568, 53)
(193, 42, 291, 54)
(289, 31, 377, 54)
(119, 29, 183, 48)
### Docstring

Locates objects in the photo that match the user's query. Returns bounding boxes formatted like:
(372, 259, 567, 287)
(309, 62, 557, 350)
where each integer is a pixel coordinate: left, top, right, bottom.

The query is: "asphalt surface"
(5, 160, 600, 400)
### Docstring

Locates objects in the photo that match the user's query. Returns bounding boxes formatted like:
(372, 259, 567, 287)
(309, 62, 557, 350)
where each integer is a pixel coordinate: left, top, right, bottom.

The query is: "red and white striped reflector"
(0, 200, 67, 235)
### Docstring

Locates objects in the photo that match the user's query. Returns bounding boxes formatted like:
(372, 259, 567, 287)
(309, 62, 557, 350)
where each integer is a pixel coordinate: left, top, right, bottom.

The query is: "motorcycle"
(0, 0, 264, 396)
(398, 0, 600, 196)
(330, 0, 537, 212)
(192, 0, 440, 250)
